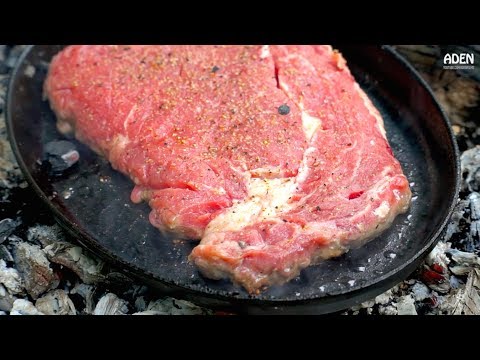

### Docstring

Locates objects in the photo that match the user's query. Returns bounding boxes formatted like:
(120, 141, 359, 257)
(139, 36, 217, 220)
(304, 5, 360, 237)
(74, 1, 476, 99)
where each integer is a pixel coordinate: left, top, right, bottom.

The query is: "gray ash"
(0, 218, 19, 244)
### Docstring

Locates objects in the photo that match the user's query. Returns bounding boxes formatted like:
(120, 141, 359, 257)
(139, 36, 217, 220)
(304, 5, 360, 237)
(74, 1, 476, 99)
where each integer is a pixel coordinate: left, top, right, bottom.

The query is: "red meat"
(45, 45, 411, 293)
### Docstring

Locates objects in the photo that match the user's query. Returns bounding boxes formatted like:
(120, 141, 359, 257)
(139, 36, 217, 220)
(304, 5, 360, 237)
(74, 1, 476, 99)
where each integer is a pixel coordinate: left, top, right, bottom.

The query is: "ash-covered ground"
(0, 45, 479, 315)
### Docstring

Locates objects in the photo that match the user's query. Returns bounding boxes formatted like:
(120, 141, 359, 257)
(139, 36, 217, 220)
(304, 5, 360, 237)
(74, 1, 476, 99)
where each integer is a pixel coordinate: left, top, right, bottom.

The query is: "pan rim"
(5, 45, 461, 310)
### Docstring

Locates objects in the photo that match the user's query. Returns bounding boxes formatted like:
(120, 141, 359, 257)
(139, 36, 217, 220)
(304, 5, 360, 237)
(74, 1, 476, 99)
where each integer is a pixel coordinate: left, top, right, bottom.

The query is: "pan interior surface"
(6, 45, 459, 312)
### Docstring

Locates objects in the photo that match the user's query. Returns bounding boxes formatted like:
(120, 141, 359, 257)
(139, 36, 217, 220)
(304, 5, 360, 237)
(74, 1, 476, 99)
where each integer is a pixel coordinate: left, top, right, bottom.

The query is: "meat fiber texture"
(45, 45, 411, 293)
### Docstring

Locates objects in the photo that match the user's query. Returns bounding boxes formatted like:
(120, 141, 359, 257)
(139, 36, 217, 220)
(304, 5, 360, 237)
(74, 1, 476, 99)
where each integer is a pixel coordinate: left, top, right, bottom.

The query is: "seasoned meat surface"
(45, 45, 411, 293)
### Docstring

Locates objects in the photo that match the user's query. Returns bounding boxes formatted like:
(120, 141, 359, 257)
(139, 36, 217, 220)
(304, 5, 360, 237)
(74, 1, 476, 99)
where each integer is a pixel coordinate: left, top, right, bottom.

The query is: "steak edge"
(45, 45, 411, 293)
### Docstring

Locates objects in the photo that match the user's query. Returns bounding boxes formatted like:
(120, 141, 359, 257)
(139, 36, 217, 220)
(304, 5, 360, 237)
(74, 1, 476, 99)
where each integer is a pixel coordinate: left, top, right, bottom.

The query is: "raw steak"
(45, 45, 412, 293)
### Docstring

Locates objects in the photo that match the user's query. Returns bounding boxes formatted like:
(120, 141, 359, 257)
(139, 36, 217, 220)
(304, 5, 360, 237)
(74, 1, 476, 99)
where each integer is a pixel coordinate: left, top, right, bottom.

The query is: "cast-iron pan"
(6, 45, 460, 314)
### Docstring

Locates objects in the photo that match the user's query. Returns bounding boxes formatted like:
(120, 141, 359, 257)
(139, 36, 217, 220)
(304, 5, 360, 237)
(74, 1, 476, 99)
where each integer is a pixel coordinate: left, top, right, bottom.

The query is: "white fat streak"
(368, 166, 393, 199)
(206, 177, 297, 233)
(123, 104, 137, 131)
(349, 142, 363, 181)
(354, 83, 386, 139)
(296, 99, 322, 143)
(260, 45, 271, 59)
(374, 201, 390, 218)
(348, 166, 394, 222)
(302, 220, 341, 238)
(301, 112, 322, 141)
(296, 147, 316, 184)
(113, 134, 130, 151)
(206, 144, 316, 233)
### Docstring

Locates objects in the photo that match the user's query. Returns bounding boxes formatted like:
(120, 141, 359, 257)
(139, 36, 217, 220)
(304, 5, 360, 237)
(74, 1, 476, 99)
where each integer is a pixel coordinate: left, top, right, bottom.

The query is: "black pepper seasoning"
(212, 66, 220, 73)
(278, 104, 290, 115)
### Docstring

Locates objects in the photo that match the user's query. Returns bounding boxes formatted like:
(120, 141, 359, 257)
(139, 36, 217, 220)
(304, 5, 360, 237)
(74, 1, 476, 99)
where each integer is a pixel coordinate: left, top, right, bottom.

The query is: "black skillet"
(6, 45, 460, 314)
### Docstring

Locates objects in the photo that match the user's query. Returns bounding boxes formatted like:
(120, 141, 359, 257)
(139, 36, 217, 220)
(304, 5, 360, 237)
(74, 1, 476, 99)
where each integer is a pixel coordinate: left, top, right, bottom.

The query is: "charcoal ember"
(422, 242, 452, 292)
(0, 62, 8, 75)
(443, 199, 469, 242)
(7, 235, 24, 244)
(343, 307, 363, 315)
(10, 299, 44, 315)
(70, 283, 95, 314)
(448, 248, 480, 267)
(131, 285, 148, 298)
(375, 288, 394, 305)
(396, 294, 417, 315)
(42, 140, 80, 175)
(426, 241, 451, 269)
(468, 192, 480, 249)
(360, 299, 375, 309)
(134, 296, 147, 312)
(349, 298, 376, 313)
(0, 284, 15, 312)
(43, 242, 105, 284)
(470, 192, 480, 220)
(419, 263, 451, 293)
(0, 57, 8, 75)
(0, 147, 23, 189)
(447, 248, 480, 275)
(378, 304, 398, 315)
(121, 285, 148, 307)
(450, 270, 480, 315)
(461, 146, 480, 192)
(35, 289, 76, 315)
(0, 259, 24, 295)
(0, 115, 24, 187)
(0, 218, 19, 244)
(93, 293, 129, 315)
(27, 224, 66, 247)
(13, 242, 59, 299)
(450, 275, 463, 289)
(133, 297, 209, 315)
(472, 221, 480, 245)
(157, 298, 210, 315)
(474, 269, 480, 289)
(436, 292, 458, 314)
(411, 282, 431, 302)
(429, 293, 441, 308)
(449, 192, 480, 252)
(0, 245, 13, 262)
